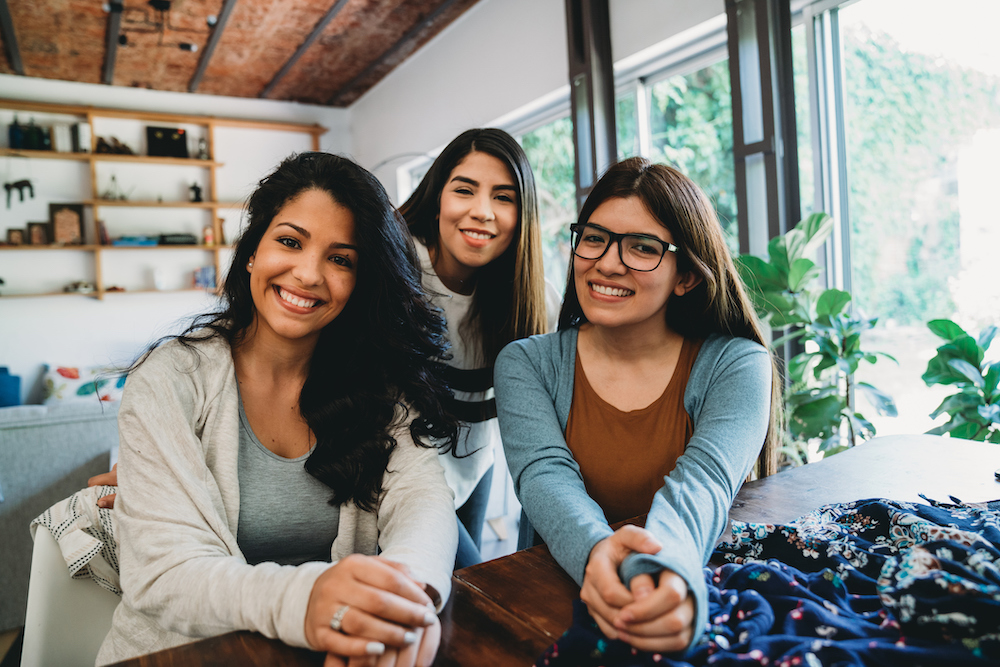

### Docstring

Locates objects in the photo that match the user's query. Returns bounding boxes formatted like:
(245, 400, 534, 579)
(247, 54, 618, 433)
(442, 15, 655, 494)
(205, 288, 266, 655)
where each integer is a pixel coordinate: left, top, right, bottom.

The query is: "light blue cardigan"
(494, 328, 771, 648)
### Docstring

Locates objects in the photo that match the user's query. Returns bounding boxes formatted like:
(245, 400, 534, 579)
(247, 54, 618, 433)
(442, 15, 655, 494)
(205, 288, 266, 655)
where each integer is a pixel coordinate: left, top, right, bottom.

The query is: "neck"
(234, 320, 316, 384)
(429, 244, 477, 295)
(581, 317, 681, 363)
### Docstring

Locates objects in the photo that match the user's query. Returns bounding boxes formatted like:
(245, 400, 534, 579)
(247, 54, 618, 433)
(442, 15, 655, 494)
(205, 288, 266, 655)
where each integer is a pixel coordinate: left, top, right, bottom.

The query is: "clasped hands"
(87, 466, 439, 666)
(580, 525, 695, 653)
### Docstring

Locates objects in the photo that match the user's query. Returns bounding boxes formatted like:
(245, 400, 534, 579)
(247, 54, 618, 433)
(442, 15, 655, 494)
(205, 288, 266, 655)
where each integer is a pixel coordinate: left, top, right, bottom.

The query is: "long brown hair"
(559, 157, 780, 476)
(400, 128, 548, 365)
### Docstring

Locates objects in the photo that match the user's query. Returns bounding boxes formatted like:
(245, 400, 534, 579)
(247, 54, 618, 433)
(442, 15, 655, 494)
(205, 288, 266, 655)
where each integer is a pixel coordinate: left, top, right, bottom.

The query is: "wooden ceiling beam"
(188, 0, 239, 93)
(102, 1, 123, 85)
(259, 0, 351, 100)
(326, 0, 460, 106)
(0, 0, 24, 75)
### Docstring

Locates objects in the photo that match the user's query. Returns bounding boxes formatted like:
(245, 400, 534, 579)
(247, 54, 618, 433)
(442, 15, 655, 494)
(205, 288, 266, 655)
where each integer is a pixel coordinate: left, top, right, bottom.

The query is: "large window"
(796, 0, 1000, 436)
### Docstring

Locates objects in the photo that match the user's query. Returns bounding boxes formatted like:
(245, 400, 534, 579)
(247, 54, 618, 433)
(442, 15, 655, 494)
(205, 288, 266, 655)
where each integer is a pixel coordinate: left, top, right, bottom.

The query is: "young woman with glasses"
(495, 157, 781, 654)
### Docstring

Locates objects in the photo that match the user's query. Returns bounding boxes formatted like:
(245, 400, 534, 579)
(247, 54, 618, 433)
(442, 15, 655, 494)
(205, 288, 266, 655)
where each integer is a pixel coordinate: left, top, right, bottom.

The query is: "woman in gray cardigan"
(97, 153, 460, 667)
(495, 157, 781, 656)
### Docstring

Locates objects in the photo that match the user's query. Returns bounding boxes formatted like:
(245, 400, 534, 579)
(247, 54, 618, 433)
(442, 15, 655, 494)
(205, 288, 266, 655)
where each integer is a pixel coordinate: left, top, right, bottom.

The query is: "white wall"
(0, 74, 349, 403)
(350, 0, 725, 196)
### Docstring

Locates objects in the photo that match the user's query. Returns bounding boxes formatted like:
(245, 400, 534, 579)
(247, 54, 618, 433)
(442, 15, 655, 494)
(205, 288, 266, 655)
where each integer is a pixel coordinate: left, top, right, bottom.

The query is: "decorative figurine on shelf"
(196, 138, 210, 160)
(202, 224, 214, 246)
(4, 179, 34, 208)
(189, 182, 203, 203)
(101, 174, 129, 201)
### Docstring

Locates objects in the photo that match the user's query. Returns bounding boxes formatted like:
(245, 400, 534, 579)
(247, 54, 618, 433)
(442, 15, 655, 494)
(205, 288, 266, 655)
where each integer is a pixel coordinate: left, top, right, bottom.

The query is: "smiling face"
(247, 188, 359, 347)
(433, 151, 519, 293)
(574, 196, 697, 335)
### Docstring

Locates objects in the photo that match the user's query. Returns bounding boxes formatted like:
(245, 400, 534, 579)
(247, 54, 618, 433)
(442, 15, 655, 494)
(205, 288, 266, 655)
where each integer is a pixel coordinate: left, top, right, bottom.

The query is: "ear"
(673, 271, 702, 297)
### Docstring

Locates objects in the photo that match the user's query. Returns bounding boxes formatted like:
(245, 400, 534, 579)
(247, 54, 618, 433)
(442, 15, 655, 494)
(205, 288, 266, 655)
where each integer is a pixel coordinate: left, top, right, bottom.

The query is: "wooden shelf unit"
(0, 98, 324, 299)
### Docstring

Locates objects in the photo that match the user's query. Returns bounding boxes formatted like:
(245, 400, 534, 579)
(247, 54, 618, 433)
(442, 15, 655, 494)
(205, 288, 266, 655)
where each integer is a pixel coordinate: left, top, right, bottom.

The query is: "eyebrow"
(449, 175, 517, 193)
(275, 222, 359, 250)
(585, 222, 669, 244)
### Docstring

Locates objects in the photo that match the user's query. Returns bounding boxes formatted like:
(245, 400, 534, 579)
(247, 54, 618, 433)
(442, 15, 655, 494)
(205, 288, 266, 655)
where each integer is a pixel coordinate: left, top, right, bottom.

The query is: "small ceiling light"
(206, 15, 217, 27)
(179, 43, 198, 52)
(148, 0, 171, 11)
(118, 34, 128, 46)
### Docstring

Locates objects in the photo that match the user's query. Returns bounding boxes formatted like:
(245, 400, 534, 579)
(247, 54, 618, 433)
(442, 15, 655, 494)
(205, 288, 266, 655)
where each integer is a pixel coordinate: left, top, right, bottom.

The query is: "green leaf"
(928, 319, 967, 342)
(816, 289, 852, 317)
(988, 429, 1000, 444)
(790, 395, 844, 440)
(948, 359, 985, 389)
(922, 354, 968, 386)
(929, 392, 983, 420)
(949, 421, 980, 440)
(856, 382, 897, 417)
(736, 255, 786, 292)
(771, 327, 808, 349)
(985, 361, 1000, 396)
(795, 212, 834, 257)
(787, 258, 820, 292)
(978, 325, 997, 353)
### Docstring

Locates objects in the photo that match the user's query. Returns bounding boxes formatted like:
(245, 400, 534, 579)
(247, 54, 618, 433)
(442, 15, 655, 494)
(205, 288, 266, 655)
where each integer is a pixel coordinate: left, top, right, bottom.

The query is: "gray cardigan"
(97, 335, 457, 665)
(494, 328, 771, 648)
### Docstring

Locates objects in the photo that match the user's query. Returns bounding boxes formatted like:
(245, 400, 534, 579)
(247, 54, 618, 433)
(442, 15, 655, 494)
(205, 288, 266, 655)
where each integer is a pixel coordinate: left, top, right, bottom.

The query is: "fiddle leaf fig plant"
(736, 212, 897, 466)
(922, 320, 1000, 442)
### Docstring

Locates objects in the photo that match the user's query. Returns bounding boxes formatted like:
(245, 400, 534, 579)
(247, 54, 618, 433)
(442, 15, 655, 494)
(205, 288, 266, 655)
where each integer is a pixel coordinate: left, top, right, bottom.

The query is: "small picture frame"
(27, 221, 51, 245)
(49, 203, 85, 245)
(6, 228, 25, 245)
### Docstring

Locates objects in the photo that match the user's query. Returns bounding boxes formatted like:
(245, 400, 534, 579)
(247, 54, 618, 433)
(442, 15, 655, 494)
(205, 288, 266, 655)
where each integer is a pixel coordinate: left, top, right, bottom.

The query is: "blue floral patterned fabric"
(536, 498, 1000, 666)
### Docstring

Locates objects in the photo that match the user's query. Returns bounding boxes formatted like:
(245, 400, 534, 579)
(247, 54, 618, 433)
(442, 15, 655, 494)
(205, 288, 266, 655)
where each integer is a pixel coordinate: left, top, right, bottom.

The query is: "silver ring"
(329, 605, 350, 633)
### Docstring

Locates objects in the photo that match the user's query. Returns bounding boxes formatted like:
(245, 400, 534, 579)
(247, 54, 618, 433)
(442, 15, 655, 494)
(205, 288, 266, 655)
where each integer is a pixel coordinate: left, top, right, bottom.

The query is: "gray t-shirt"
(236, 398, 339, 565)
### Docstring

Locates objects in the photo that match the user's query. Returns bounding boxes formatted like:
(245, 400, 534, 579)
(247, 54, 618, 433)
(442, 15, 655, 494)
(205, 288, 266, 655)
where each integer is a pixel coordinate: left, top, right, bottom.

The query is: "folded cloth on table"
(536, 498, 1000, 666)
(30, 484, 121, 596)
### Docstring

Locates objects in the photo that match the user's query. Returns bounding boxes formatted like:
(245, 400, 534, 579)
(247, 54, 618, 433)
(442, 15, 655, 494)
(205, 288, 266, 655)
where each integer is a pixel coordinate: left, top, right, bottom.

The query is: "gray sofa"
(0, 402, 119, 632)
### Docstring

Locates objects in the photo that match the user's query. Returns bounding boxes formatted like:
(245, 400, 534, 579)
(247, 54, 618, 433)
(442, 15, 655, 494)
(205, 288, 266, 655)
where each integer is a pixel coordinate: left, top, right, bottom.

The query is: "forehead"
(588, 197, 670, 239)
(268, 189, 356, 241)
(449, 151, 515, 185)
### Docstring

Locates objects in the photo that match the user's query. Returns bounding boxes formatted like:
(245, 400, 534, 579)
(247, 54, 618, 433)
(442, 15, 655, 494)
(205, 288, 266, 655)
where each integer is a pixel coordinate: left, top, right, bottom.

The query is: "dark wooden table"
(111, 434, 1000, 666)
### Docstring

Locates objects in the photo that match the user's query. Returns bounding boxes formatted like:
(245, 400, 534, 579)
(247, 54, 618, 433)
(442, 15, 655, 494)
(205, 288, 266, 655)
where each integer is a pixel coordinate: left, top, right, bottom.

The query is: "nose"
(471, 192, 496, 223)
(594, 239, 626, 274)
(291, 251, 324, 286)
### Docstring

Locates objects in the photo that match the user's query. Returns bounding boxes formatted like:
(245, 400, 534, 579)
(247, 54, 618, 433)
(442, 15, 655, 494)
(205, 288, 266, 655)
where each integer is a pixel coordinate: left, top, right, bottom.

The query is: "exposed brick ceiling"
(0, 0, 480, 107)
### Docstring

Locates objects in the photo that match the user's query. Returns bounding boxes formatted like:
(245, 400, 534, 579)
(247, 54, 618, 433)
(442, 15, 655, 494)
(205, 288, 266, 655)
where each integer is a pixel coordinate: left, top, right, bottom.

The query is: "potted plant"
(922, 320, 999, 442)
(736, 213, 897, 466)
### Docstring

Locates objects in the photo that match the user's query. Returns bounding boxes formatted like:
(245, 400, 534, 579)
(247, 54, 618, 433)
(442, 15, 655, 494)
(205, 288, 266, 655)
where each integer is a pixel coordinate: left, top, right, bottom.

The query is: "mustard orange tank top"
(564, 337, 703, 524)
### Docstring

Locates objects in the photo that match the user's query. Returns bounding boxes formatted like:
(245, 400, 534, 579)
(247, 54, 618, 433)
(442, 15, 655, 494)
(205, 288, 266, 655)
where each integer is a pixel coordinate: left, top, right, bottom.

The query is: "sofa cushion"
(42, 366, 127, 406)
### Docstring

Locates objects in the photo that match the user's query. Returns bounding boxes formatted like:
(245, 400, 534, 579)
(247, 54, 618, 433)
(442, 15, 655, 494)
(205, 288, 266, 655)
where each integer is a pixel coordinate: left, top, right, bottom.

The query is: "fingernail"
(403, 631, 418, 645)
(424, 610, 437, 625)
(365, 642, 386, 655)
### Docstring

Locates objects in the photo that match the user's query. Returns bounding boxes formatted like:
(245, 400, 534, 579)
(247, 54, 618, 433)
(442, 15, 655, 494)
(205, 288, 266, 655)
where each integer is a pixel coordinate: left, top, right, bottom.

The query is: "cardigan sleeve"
(620, 336, 772, 648)
(375, 406, 458, 609)
(495, 334, 614, 586)
(115, 345, 328, 649)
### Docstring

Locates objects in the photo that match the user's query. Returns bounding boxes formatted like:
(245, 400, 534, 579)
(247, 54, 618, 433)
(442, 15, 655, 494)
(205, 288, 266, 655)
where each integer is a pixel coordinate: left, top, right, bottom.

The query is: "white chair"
(21, 528, 120, 667)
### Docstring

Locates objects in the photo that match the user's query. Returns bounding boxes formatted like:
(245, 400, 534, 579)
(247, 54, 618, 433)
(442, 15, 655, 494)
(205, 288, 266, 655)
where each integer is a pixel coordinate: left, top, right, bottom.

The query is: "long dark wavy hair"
(399, 128, 548, 365)
(559, 157, 781, 477)
(138, 152, 460, 510)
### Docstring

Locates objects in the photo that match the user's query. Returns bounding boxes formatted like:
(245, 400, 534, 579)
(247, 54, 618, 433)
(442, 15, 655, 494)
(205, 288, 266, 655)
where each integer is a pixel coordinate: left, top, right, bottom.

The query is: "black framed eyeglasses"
(569, 222, 678, 272)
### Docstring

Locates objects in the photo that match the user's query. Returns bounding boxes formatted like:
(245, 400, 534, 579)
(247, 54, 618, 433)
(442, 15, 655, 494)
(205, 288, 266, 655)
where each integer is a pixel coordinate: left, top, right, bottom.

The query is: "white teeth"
(462, 230, 493, 240)
(277, 287, 318, 308)
(591, 283, 633, 297)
